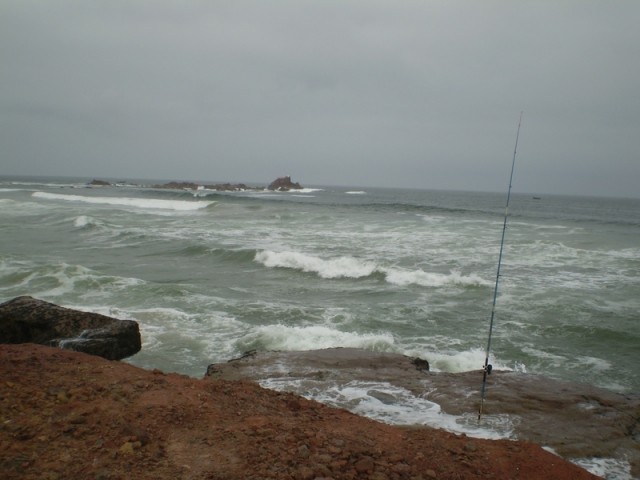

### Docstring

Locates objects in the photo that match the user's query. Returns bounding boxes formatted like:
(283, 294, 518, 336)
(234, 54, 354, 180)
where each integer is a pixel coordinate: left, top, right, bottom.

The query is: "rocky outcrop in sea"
(151, 176, 304, 191)
(267, 175, 303, 191)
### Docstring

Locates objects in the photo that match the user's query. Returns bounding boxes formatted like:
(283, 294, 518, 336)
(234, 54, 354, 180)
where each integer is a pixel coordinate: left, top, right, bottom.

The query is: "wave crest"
(33, 191, 214, 211)
(255, 250, 377, 279)
(236, 324, 396, 352)
(254, 250, 490, 287)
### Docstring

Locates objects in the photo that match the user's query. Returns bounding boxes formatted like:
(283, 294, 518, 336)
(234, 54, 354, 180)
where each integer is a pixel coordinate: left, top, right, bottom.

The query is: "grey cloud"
(1, 0, 639, 196)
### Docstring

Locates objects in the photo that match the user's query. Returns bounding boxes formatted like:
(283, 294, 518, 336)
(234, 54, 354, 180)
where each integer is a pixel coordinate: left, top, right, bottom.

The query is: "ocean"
(1, 175, 639, 475)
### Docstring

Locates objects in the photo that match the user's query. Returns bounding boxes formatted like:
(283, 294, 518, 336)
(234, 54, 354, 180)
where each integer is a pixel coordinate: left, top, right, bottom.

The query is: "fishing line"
(478, 112, 523, 422)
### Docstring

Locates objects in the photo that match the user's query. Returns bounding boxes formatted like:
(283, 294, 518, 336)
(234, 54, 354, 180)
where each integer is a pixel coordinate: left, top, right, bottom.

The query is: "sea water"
(1, 176, 639, 476)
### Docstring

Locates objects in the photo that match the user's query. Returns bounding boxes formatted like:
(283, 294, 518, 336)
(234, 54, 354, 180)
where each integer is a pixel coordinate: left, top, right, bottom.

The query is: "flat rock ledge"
(0, 296, 141, 360)
(207, 347, 640, 476)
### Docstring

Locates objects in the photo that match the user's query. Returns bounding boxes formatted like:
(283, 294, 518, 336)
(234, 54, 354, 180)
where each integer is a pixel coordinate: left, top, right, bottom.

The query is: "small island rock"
(268, 176, 303, 191)
(88, 179, 111, 186)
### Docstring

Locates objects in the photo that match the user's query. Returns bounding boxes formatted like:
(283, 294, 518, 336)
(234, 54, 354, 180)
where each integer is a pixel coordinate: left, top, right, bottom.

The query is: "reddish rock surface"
(0, 344, 599, 479)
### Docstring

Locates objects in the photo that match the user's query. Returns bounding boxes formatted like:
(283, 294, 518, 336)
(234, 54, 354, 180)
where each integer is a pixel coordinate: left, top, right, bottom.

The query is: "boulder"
(0, 296, 141, 360)
(267, 176, 303, 191)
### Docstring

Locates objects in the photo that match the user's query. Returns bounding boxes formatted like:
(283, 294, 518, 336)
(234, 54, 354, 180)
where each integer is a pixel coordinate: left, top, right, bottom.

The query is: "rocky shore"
(152, 175, 304, 191)
(86, 175, 305, 192)
(208, 348, 640, 476)
(1, 297, 634, 478)
(1, 344, 600, 480)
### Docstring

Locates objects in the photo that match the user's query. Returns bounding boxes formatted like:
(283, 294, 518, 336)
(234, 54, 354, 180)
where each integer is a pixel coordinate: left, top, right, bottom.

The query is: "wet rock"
(0, 296, 141, 360)
(367, 390, 398, 405)
(412, 357, 430, 371)
(205, 347, 640, 471)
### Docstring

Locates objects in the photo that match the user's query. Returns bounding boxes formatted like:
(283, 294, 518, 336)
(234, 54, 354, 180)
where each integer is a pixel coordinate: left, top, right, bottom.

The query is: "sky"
(1, 1, 639, 197)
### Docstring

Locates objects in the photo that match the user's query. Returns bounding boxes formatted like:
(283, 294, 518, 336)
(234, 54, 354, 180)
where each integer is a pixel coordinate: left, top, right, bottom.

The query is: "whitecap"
(236, 324, 395, 352)
(254, 250, 377, 279)
(383, 267, 491, 288)
(414, 347, 522, 374)
(254, 250, 491, 288)
(296, 188, 324, 193)
(73, 215, 99, 229)
(345, 191, 366, 195)
(32, 191, 213, 211)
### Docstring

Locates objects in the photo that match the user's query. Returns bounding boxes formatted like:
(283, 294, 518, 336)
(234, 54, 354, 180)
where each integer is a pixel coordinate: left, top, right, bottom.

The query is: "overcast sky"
(1, 1, 639, 197)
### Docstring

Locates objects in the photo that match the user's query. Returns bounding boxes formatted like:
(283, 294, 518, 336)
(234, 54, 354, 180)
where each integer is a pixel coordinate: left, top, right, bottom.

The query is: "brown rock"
(354, 456, 375, 474)
(0, 343, 601, 480)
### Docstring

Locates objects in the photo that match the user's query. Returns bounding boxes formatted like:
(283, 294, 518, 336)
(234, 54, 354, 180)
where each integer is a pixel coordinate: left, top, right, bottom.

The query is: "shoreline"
(0, 343, 602, 479)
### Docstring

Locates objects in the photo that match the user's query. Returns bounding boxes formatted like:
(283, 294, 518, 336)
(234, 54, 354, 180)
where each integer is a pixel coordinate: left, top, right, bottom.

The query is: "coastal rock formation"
(206, 347, 640, 475)
(153, 181, 200, 190)
(145, 177, 305, 191)
(206, 182, 250, 191)
(88, 179, 111, 186)
(154, 181, 252, 191)
(0, 296, 140, 360)
(0, 343, 598, 480)
(268, 175, 303, 191)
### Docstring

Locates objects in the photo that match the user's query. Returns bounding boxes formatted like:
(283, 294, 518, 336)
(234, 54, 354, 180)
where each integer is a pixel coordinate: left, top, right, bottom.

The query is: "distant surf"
(32, 191, 214, 211)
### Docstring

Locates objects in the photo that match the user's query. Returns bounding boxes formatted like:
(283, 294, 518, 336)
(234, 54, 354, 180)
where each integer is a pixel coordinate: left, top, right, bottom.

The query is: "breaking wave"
(236, 324, 396, 352)
(254, 250, 490, 287)
(32, 191, 214, 211)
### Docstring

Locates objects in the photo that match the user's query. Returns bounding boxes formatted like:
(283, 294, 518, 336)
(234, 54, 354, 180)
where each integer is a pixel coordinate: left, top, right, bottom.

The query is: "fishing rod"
(478, 112, 523, 422)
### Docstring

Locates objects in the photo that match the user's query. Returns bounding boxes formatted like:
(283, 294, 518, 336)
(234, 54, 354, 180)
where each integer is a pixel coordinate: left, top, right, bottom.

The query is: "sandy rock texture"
(0, 344, 598, 480)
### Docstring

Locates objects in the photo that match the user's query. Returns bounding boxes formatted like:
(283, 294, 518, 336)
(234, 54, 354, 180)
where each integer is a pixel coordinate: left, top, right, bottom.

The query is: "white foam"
(419, 347, 524, 374)
(254, 250, 491, 287)
(236, 324, 396, 352)
(255, 250, 377, 279)
(383, 267, 491, 288)
(32, 191, 213, 211)
(345, 191, 366, 195)
(572, 456, 633, 480)
(73, 215, 99, 228)
(573, 355, 612, 372)
(269, 188, 323, 194)
(296, 188, 324, 193)
(260, 378, 513, 440)
(0, 261, 145, 299)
